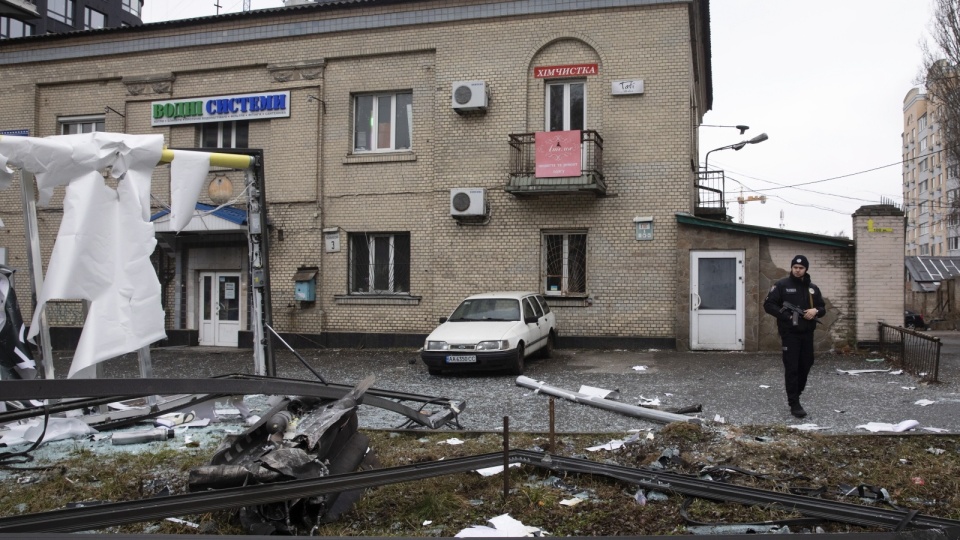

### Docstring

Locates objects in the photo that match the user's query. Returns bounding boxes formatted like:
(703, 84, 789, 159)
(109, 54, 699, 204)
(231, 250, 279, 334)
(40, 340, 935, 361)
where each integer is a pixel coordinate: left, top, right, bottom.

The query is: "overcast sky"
(143, 1, 934, 237)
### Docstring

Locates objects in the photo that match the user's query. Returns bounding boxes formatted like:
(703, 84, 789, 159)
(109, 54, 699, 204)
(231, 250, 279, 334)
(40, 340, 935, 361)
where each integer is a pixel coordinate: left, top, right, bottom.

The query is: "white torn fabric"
(169, 149, 212, 232)
(474, 463, 520, 477)
(579, 385, 620, 399)
(856, 420, 919, 433)
(0, 417, 98, 447)
(915, 399, 936, 407)
(455, 514, 542, 538)
(836, 368, 891, 375)
(1, 133, 166, 377)
(587, 439, 625, 451)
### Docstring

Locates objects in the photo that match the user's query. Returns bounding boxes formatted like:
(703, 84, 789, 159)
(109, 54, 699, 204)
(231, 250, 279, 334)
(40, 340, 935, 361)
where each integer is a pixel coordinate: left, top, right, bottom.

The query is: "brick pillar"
(852, 204, 904, 345)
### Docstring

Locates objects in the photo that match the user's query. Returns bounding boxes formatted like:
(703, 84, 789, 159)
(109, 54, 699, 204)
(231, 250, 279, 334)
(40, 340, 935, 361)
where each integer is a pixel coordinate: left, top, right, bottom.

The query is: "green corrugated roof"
(676, 213, 854, 248)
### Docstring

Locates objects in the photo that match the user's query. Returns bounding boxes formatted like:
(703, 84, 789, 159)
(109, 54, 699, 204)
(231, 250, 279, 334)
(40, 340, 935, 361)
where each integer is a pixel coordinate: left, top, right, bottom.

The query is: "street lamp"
(704, 132, 769, 171)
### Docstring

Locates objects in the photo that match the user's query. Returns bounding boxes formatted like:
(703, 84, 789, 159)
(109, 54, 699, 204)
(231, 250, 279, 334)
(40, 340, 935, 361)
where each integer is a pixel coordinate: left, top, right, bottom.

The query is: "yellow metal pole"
(160, 148, 254, 170)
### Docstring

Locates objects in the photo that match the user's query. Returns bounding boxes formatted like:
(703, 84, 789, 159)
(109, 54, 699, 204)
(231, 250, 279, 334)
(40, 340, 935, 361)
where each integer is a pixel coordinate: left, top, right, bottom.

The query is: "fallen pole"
(516, 376, 701, 425)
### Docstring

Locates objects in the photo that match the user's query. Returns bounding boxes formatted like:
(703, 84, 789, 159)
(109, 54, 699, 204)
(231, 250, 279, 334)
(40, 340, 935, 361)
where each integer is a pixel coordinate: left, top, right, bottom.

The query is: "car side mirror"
(439, 317, 447, 324)
(525, 316, 537, 324)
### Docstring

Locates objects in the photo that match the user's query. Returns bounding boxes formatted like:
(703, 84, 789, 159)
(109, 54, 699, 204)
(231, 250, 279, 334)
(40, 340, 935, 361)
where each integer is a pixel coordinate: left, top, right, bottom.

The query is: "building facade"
(903, 86, 960, 257)
(0, 0, 142, 39)
(2, 0, 876, 354)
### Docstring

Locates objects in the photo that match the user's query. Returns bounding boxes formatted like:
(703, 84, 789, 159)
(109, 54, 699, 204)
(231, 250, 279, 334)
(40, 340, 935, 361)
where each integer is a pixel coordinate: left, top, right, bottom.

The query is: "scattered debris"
(455, 513, 544, 538)
(632, 365, 648, 372)
(475, 463, 520, 477)
(856, 420, 919, 433)
(915, 399, 936, 407)
(578, 385, 620, 400)
(836, 368, 891, 375)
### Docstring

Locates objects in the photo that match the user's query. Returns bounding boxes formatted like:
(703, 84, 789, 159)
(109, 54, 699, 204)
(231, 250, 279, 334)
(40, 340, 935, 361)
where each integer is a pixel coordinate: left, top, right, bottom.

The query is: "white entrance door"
(199, 272, 242, 347)
(690, 251, 744, 350)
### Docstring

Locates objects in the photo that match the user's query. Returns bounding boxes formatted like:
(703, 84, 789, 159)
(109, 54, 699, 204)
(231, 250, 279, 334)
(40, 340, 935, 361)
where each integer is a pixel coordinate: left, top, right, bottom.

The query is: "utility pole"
(737, 188, 766, 224)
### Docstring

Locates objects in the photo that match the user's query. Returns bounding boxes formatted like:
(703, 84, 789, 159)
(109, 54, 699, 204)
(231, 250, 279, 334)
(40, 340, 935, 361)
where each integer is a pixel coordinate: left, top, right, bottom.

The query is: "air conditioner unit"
(450, 188, 486, 217)
(451, 81, 488, 113)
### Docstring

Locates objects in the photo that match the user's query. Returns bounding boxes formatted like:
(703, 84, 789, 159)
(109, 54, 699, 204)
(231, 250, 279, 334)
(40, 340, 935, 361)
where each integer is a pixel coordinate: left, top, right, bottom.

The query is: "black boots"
(789, 401, 807, 418)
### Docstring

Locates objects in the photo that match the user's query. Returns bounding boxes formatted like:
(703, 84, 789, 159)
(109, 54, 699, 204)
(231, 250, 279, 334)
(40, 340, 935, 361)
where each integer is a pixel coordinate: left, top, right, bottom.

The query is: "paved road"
(45, 331, 960, 435)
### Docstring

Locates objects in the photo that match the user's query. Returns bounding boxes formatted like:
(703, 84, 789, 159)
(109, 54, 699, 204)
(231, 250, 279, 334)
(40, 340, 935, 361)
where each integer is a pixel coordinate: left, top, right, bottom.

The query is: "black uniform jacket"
(763, 272, 826, 335)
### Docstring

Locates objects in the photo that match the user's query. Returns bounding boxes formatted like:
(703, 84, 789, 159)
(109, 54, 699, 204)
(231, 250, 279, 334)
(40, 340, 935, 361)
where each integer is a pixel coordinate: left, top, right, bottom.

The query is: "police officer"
(763, 255, 826, 418)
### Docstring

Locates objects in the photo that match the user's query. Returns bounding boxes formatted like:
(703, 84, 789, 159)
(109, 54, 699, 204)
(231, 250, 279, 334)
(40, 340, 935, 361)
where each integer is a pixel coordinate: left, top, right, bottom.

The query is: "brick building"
(0, 0, 894, 355)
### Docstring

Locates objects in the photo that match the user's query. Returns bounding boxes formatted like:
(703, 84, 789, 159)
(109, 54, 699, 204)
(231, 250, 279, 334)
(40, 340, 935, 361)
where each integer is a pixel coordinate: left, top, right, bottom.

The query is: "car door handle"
(691, 293, 701, 310)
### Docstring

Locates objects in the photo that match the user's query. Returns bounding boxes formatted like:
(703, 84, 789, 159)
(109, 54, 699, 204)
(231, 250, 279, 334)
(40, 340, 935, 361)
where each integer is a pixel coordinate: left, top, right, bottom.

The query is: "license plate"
(446, 355, 477, 363)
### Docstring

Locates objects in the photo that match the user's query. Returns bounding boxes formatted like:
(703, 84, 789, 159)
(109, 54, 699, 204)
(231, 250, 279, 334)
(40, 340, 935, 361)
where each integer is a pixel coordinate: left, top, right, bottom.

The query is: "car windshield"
(448, 298, 521, 321)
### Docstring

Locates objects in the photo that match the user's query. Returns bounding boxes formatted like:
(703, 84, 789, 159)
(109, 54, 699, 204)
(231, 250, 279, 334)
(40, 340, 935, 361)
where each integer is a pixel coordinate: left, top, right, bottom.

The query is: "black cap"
(791, 255, 809, 269)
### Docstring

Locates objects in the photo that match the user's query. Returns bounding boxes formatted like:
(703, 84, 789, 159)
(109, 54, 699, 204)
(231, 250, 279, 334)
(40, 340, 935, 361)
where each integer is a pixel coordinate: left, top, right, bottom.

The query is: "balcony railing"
(696, 169, 727, 219)
(506, 130, 605, 196)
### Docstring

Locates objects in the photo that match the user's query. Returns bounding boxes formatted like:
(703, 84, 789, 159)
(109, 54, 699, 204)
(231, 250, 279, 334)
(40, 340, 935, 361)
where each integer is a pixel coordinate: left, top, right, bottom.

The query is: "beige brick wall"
(0, 1, 705, 342)
(853, 209, 906, 343)
(764, 241, 856, 350)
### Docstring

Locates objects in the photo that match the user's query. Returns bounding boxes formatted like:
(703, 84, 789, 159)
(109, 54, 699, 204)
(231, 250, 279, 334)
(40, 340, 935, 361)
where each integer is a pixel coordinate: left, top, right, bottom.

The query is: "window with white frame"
(921, 138, 928, 153)
(920, 223, 929, 236)
(921, 244, 930, 255)
(0, 16, 33, 39)
(950, 237, 959, 250)
(349, 233, 410, 294)
(919, 114, 927, 131)
(60, 115, 104, 134)
(199, 121, 249, 149)
(83, 7, 105, 29)
(353, 92, 412, 152)
(121, 0, 141, 16)
(543, 231, 587, 296)
(48, 0, 74, 24)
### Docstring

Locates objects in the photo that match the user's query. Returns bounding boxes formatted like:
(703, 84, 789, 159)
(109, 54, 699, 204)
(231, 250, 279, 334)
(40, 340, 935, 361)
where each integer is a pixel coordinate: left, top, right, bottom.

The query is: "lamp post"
(704, 132, 769, 171)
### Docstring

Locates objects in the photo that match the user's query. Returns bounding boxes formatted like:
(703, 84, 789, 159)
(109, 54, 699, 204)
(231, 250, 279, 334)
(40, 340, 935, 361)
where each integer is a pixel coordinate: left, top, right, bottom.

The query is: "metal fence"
(877, 322, 941, 383)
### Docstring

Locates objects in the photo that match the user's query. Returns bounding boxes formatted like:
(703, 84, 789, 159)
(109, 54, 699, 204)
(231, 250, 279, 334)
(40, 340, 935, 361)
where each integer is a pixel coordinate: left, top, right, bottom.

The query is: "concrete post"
(852, 205, 904, 345)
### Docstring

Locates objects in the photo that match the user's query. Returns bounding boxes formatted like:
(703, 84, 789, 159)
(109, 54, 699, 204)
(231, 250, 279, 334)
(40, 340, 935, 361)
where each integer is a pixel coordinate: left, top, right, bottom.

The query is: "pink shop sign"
(535, 130, 582, 178)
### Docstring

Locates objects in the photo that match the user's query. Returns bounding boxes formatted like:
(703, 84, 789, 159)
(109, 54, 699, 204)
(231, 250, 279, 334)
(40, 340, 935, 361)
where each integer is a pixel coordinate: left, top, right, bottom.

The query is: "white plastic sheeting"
(0, 133, 211, 377)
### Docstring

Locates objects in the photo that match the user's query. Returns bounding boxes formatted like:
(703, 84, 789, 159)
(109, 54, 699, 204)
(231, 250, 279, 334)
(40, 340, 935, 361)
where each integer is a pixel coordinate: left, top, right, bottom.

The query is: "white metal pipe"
(516, 376, 701, 425)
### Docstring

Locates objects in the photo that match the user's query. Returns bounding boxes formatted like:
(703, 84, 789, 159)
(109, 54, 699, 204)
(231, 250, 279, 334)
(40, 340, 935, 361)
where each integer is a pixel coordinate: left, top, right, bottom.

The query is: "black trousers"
(780, 332, 815, 404)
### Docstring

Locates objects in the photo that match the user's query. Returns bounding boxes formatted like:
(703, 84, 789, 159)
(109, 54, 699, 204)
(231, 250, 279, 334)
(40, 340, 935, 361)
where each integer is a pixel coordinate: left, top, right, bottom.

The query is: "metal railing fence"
(877, 322, 941, 383)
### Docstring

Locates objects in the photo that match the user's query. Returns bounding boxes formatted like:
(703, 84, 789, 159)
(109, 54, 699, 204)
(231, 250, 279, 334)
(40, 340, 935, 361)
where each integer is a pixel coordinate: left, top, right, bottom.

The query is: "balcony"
(695, 169, 727, 219)
(0, 0, 39, 19)
(506, 130, 606, 196)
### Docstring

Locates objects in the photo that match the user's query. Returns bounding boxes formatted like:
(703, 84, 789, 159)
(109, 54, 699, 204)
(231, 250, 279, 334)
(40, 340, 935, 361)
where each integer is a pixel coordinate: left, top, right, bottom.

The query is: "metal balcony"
(506, 130, 605, 196)
(695, 169, 727, 219)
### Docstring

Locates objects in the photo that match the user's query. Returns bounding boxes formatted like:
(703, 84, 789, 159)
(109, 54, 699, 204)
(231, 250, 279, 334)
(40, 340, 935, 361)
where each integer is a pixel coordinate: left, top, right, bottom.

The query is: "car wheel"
(539, 331, 554, 359)
(511, 343, 525, 375)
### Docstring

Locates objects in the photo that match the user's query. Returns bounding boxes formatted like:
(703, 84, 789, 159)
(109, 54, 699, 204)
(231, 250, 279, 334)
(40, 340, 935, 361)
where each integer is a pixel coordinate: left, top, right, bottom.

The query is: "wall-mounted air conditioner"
(450, 188, 486, 216)
(451, 81, 488, 113)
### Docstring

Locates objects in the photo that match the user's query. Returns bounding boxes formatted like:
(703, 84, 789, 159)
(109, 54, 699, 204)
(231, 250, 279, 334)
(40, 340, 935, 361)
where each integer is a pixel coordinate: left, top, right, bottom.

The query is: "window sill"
(343, 151, 417, 165)
(543, 296, 592, 307)
(334, 294, 421, 306)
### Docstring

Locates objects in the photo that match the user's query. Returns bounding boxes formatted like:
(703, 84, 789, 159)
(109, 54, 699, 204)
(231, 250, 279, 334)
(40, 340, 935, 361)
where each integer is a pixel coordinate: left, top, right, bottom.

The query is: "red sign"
(534, 63, 598, 78)
(535, 130, 582, 178)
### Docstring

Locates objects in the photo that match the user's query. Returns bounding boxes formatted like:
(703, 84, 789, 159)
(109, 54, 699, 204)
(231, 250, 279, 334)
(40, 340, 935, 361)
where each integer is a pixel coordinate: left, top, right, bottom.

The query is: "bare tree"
(922, 0, 960, 236)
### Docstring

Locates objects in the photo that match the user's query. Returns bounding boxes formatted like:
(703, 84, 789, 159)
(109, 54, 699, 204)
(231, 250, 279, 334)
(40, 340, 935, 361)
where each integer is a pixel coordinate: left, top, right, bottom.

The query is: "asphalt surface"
(45, 331, 960, 435)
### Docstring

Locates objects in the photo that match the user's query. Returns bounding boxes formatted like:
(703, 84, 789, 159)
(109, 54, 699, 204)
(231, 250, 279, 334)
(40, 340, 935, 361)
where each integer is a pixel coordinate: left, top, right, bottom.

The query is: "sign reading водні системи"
(151, 91, 290, 126)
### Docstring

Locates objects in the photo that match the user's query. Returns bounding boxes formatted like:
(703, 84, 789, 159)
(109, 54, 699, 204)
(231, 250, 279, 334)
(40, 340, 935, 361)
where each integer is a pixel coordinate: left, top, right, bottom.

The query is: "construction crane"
(737, 188, 766, 224)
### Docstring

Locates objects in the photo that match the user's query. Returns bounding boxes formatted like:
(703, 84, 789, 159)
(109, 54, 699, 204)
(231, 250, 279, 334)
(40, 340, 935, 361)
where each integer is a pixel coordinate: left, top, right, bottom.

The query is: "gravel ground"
(43, 331, 960, 435)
